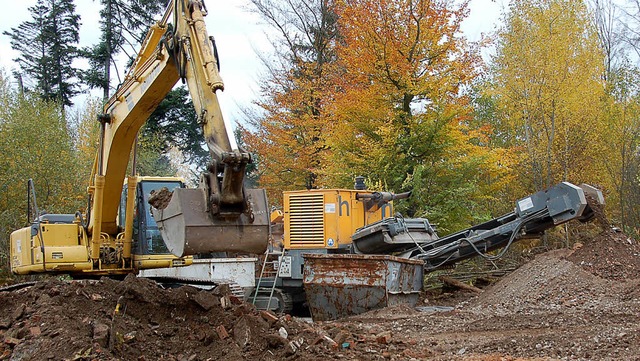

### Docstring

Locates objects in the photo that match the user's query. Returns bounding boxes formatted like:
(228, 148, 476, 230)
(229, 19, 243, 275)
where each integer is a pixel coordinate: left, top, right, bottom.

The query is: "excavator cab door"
(119, 179, 185, 256)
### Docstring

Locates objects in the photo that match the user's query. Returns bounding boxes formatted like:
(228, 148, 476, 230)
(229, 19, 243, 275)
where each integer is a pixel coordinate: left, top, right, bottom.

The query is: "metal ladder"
(252, 248, 285, 311)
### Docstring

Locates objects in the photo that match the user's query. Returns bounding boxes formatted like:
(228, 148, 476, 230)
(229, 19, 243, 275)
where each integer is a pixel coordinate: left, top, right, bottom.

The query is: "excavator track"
(252, 288, 293, 314)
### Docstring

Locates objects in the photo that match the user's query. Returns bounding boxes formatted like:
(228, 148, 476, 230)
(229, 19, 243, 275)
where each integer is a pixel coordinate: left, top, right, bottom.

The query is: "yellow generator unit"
(283, 188, 401, 251)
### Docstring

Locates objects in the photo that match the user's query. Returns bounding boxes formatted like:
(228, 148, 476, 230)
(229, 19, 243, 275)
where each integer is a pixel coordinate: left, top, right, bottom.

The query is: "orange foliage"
(243, 0, 515, 225)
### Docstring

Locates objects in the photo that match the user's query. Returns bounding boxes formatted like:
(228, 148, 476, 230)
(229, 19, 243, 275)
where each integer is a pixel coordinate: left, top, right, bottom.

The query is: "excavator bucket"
(151, 188, 269, 257)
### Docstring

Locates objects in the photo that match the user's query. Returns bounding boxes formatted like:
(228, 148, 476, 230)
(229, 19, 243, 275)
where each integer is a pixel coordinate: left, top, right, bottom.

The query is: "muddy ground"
(1, 227, 639, 360)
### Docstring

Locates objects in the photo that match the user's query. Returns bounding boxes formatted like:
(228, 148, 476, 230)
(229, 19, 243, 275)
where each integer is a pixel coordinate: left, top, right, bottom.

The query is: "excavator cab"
(119, 177, 184, 256)
(10, 177, 191, 276)
(117, 177, 192, 269)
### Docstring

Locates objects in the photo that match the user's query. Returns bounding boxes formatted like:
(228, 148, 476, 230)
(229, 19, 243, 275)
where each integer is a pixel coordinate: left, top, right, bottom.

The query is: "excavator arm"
(10, 0, 267, 276)
(89, 0, 268, 263)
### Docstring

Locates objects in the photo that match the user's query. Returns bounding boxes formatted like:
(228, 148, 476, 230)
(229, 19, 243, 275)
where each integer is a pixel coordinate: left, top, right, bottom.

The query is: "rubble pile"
(0, 275, 338, 360)
(308, 228, 640, 360)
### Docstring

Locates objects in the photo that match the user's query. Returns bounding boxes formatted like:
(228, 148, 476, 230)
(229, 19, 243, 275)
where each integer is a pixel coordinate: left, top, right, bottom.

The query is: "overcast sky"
(0, 0, 504, 140)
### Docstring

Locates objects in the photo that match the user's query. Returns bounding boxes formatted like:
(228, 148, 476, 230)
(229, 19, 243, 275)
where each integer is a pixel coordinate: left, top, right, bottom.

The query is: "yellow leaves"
(491, 0, 606, 190)
(335, 0, 478, 101)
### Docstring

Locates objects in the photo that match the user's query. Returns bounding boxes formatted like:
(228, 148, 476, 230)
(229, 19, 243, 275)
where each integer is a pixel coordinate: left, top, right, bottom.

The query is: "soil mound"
(465, 250, 610, 314)
(467, 229, 640, 315)
(0, 275, 326, 360)
(567, 229, 640, 280)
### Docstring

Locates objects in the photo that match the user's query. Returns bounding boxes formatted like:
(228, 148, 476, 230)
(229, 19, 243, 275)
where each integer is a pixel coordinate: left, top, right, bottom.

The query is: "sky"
(0, 0, 505, 143)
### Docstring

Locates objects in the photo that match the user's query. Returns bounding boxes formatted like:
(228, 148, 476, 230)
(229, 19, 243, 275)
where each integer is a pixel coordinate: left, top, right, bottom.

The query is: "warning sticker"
(518, 197, 535, 212)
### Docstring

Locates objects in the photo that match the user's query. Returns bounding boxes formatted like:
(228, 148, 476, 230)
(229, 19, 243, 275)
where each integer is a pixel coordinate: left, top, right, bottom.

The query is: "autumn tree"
(241, 0, 339, 203)
(0, 71, 82, 273)
(599, 63, 640, 233)
(321, 0, 508, 230)
(488, 0, 606, 193)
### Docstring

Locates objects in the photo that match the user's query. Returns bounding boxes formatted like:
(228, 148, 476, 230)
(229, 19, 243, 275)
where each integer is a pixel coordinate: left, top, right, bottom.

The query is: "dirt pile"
(567, 229, 640, 280)
(308, 228, 640, 360)
(465, 228, 640, 315)
(0, 275, 344, 361)
(1, 226, 639, 360)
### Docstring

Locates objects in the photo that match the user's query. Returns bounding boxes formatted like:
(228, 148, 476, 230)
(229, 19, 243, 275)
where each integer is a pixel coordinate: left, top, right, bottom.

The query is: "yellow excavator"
(10, 0, 269, 276)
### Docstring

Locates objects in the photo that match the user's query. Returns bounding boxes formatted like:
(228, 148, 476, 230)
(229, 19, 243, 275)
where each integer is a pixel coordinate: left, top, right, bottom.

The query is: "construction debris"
(0, 228, 638, 360)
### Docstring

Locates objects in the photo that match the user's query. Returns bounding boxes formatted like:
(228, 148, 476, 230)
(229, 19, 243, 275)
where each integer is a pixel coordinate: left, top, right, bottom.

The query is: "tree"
(589, 1, 640, 234)
(488, 0, 606, 192)
(241, 0, 339, 203)
(590, 0, 625, 80)
(319, 0, 507, 231)
(81, 0, 167, 100)
(143, 86, 207, 171)
(0, 71, 83, 272)
(598, 62, 640, 233)
(4, 0, 80, 107)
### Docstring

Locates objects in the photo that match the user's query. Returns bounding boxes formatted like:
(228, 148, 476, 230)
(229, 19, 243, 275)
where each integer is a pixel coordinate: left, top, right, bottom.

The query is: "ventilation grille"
(288, 193, 325, 247)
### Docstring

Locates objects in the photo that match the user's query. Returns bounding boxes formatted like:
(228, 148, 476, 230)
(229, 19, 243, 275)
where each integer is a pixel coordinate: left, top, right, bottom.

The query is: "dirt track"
(1, 228, 639, 360)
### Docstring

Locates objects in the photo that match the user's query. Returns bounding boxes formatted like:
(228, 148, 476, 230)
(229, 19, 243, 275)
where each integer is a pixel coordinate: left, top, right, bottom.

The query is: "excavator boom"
(10, 0, 268, 276)
(94, 0, 269, 258)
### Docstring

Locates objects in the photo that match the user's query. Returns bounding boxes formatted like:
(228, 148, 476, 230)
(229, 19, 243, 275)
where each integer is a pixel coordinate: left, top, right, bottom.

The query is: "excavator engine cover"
(152, 188, 269, 257)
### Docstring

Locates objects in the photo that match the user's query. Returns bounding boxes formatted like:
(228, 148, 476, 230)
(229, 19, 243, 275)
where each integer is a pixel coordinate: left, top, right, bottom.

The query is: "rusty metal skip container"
(302, 254, 424, 321)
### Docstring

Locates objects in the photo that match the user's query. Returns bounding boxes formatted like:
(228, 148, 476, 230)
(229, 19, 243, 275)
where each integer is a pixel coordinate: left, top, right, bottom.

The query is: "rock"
(286, 339, 303, 355)
(92, 322, 110, 347)
(193, 291, 219, 311)
(278, 327, 288, 339)
(29, 327, 41, 337)
(230, 295, 244, 305)
(233, 318, 251, 348)
(216, 325, 229, 340)
(376, 331, 392, 345)
(334, 330, 350, 345)
(260, 310, 279, 326)
(123, 331, 136, 343)
(4, 337, 19, 346)
(13, 327, 28, 340)
(11, 305, 25, 321)
(212, 284, 231, 296)
(265, 334, 287, 347)
(220, 296, 231, 310)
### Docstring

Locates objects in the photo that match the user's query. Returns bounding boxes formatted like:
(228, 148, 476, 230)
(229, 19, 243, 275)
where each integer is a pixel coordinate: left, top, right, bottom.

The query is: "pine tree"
(144, 86, 208, 171)
(4, 0, 80, 107)
(81, 0, 166, 100)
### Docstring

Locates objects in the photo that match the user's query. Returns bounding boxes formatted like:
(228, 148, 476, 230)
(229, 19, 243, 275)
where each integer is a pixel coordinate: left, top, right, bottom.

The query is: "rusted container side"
(303, 254, 424, 321)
